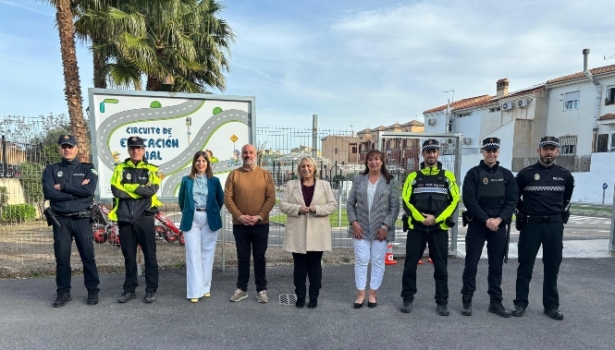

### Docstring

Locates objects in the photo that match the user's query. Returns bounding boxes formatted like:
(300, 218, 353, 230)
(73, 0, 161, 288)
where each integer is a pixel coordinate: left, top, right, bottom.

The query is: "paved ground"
(1, 257, 615, 350)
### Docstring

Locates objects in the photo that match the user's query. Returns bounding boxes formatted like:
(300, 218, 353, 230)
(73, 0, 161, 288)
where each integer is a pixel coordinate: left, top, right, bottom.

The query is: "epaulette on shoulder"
(521, 165, 533, 172)
(81, 162, 93, 166)
(148, 163, 159, 168)
(557, 166, 568, 172)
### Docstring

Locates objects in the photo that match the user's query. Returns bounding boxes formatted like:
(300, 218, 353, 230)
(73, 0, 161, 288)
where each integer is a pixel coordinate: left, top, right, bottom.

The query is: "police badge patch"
(482, 177, 489, 185)
(156, 172, 165, 180)
(534, 173, 540, 180)
(57, 171, 63, 177)
(126, 173, 132, 180)
(91, 169, 98, 175)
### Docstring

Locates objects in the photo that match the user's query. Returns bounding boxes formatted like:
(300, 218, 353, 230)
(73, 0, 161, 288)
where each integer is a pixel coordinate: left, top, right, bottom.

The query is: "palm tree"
(42, 0, 90, 161)
(81, 0, 235, 92)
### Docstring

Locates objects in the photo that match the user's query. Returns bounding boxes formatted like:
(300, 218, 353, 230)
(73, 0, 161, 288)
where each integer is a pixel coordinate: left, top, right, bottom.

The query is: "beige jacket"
(279, 179, 337, 254)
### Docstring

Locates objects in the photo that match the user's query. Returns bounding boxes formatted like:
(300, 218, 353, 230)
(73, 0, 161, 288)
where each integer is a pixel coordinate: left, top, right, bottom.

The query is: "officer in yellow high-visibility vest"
(109, 136, 162, 304)
(400, 139, 460, 316)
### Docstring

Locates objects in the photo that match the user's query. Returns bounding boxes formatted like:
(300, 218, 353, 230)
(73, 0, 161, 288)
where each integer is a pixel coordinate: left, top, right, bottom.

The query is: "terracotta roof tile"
(401, 120, 424, 127)
(598, 113, 615, 121)
(455, 86, 546, 110)
(423, 95, 491, 114)
(547, 65, 615, 84)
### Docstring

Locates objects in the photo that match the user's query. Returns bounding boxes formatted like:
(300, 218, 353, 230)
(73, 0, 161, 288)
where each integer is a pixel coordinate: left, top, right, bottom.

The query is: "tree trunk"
(93, 35, 107, 89)
(56, 0, 90, 162)
(146, 74, 161, 91)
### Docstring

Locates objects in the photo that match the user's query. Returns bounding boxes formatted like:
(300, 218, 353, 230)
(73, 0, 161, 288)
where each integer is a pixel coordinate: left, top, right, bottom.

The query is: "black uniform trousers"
(401, 228, 449, 305)
(118, 215, 159, 293)
(53, 216, 100, 294)
(233, 224, 269, 292)
(514, 217, 563, 310)
(292, 251, 324, 300)
(461, 222, 507, 302)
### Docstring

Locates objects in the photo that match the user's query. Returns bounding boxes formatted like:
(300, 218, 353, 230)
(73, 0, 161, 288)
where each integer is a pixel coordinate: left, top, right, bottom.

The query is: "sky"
(1, 0, 614, 132)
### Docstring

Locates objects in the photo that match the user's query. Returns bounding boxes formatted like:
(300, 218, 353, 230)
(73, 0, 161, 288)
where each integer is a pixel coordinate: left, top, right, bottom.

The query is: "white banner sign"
(88, 89, 255, 201)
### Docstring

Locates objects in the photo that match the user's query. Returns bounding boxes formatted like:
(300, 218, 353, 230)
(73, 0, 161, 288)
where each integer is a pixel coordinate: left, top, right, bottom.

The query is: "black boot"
(87, 290, 99, 305)
(544, 308, 564, 320)
(489, 301, 512, 318)
(307, 299, 318, 309)
(437, 304, 450, 316)
(53, 293, 72, 308)
(461, 294, 472, 316)
(401, 300, 413, 314)
(296, 297, 305, 308)
(512, 305, 526, 317)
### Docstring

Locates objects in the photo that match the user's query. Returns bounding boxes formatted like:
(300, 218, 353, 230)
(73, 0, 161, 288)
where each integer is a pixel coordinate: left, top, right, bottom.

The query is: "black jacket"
(516, 162, 574, 216)
(462, 160, 518, 225)
(42, 158, 98, 215)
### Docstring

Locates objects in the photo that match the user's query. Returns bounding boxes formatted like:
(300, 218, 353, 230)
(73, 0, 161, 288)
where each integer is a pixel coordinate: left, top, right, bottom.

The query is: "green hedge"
(2, 204, 37, 222)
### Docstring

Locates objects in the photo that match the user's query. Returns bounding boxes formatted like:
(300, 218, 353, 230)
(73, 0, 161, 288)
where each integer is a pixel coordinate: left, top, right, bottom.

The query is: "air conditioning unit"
(501, 101, 514, 111)
(427, 118, 436, 126)
(462, 137, 472, 145)
(517, 99, 530, 108)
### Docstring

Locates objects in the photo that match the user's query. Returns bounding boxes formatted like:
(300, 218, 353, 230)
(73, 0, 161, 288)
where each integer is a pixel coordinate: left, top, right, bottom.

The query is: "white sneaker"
(257, 290, 269, 303)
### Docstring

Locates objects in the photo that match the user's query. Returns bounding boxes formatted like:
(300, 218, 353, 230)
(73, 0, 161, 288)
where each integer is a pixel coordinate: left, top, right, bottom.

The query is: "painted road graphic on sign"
(95, 100, 249, 197)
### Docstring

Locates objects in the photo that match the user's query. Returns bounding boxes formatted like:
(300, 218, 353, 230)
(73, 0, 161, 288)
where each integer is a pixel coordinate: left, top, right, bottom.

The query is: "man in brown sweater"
(225, 144, 276, 303)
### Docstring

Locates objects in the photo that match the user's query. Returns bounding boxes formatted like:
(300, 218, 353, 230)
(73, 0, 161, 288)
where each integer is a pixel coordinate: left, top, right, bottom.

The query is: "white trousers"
(184, 210, 219, 299)
(353, 238, 388, 291)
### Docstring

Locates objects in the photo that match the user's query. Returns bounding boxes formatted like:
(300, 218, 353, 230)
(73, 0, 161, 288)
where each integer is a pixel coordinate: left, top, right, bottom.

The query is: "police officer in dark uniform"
(42, 135, 100, 307)
(109, 136, 163, 304)
(512, 136, 574, 320)
(400, 139, 460, 316)
(460, 137, 518, 317)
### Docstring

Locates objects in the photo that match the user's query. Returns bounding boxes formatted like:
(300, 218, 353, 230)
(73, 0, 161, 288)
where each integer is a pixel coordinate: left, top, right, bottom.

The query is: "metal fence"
(0, 114, 462, 278)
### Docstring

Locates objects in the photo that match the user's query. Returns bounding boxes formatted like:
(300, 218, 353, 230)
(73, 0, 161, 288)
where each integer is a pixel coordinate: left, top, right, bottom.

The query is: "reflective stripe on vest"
(411, 171, 450, 213)
(524, 185, 565, 192)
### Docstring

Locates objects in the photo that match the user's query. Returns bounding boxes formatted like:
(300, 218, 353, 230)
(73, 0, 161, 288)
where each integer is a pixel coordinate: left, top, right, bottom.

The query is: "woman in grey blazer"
(347, 150, 400, 308)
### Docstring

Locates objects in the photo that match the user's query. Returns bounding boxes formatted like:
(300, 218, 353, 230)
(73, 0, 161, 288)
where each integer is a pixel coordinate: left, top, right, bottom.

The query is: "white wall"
(547, 75, 615, 155)
(459, 144, 615, 204)
(423, 111, 448, 133)
(453, 111, 482, 154)
(572, 152, 615, 204)
(0, 178, 26, 205)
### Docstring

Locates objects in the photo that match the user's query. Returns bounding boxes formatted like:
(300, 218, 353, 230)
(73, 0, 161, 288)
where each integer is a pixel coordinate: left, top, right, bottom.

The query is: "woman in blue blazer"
(178, 151, 224, 303)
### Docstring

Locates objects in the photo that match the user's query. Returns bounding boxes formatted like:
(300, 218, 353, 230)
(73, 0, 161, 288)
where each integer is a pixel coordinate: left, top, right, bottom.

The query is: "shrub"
(0, 186, 7, 207)
(2, 204, 36, 222)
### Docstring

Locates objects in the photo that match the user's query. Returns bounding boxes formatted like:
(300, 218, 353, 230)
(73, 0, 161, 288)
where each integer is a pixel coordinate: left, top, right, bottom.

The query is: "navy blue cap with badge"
(58, 135, 77, 146)
(127, 136, 146, 148)
(539, 136, 559, 148)
(481, 137, 500, 150)
(422, 139, 440, 151)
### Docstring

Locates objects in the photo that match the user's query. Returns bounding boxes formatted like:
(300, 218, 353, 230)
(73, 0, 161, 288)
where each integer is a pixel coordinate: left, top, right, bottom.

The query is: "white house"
(421, 51, 615, 203)
(423, 78, 547, 172)
(545, 64, 615, 155)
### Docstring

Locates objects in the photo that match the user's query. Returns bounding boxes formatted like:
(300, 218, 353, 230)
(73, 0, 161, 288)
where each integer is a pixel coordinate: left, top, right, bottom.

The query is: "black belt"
(526, 214, 559, 223)
(195, 208, 207, 212)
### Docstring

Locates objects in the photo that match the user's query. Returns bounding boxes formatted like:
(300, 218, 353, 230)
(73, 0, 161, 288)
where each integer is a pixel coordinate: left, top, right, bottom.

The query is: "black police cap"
(127, 136, 146, 148)
(58, 135, 77, 146)
(539, 136, 559, 148)
(422, 139, 440, 151)
(481, 137, 500, 150)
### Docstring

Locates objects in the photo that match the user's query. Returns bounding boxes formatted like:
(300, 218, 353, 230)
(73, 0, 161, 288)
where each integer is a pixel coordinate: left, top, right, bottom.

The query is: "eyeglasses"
(128, 147, 145, 151)
(60, 144, 75, 149)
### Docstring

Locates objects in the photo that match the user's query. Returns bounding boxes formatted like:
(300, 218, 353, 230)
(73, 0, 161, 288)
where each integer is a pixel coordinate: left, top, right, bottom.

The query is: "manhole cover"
(279, 293, 297, 305)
